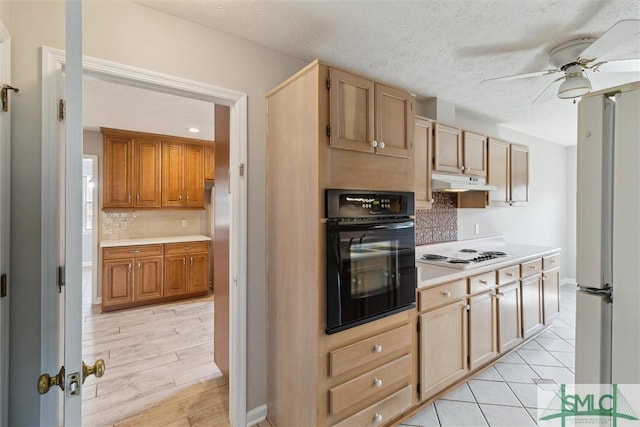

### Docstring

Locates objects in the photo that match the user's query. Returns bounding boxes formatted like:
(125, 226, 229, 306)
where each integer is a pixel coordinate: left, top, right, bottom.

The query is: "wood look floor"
(82, 268, 231, 427)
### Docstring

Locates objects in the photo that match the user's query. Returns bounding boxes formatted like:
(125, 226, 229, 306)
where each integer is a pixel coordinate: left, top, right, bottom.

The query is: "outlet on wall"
(181, 219, 188, 228)
(474, 224, 480, 235)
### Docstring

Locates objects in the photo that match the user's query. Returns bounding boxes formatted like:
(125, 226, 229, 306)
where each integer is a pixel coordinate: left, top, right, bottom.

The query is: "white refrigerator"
(575, 82, 640, 384)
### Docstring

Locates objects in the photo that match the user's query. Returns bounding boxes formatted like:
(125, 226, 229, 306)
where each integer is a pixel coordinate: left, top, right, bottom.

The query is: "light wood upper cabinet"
(414, 117, 433, 209)
(104, 136, 134, 208)
(488, 138, 529, 207)
(204, 145, 215, 181)
(433, 123, 463, 174)
(463, 131, 488, 177)
(133, 139, 162, 208)
(330, 68, 413, 158)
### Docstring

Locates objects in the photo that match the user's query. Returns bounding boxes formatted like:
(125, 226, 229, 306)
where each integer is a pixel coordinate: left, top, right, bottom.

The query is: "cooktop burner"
(448, 259, 471, 264)
(460, 249, 478, 253)
(421, 254, 448, 261)
(481, 251, 507, 257)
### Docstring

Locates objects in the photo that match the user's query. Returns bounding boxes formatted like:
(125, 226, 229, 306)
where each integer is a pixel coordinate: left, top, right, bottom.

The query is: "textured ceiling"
(132, 0, 640, 146)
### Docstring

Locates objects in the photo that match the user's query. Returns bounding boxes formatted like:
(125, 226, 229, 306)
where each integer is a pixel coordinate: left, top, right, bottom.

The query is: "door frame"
(0, 17, 11, 427)
(40, 47, 248, 426)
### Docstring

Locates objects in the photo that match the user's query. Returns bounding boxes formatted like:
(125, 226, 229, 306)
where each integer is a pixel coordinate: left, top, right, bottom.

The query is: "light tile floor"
(401, 283, 577, 427)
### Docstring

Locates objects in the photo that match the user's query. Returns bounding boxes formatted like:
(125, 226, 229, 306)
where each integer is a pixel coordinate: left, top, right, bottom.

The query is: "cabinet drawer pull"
(373, 413, 383, 423)
(128, 262, 132, 273)
(186, 195, 190, 201)
(442, 290, 451, 297)
(128, 250, 140, 254)
(184, 246, 191, 250)
(136, 194, 140, 203)
(373, 344, 383, 353)
(182, 258, 186, 266)
(551, 259, 557, 263)
(370, 140, 378, 148)
(542, 274, 548, 280)
(190, 257, 194, 266)
(373, 378, 383, 387)
(178, 195, 182, 202)
(137, 261, 141, 270)
(506, 272, 513, 277)
(128, 194, 131, 203)
(479, 279, 487, 284)
(530, 265, 537, 269)
(377, 141, 385, 149)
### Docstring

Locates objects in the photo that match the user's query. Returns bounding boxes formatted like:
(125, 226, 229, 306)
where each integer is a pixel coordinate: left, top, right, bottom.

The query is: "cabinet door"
(463, 131, 487, 177)
(487, 138, 510, 206)
(188, 252, 210, 293)
(329, 68, 375, 154)
(204, 145, 215, 180)
(522, 276, 543, 338)
(184, 144, 205, 208)
(510, 144, 529, 206)
(414, 117, 432, 209)
(420, 300, 468, 400)
(103, 136, 133, 208)
(103, 259, 134, 306)
(543, 267, 560, 324)
(374, 83, 413, 158)
(133, 139, 162, 208)
(433, 123, 463, 174)
(497, 282, 522, 353)
(164, 254, 188, 296)
(134, 256, 164, 301)
(469, 290, 498, 370)
(162, 142, 184, 207)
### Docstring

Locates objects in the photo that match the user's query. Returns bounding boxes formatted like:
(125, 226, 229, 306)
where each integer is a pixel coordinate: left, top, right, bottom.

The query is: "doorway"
(40, 47, 248, 426)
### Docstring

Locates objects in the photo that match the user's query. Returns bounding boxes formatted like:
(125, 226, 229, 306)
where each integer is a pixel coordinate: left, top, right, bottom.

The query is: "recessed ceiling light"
(187, 127, 200, 133)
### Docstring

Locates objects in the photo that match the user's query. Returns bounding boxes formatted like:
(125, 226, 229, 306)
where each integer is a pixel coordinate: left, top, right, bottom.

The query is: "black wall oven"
(325, 189, 416, 334)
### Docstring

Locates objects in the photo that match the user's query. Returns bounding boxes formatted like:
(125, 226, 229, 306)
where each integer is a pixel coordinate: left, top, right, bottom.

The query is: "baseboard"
(560, 278, 577, 286)
(246, 404, 267, 427)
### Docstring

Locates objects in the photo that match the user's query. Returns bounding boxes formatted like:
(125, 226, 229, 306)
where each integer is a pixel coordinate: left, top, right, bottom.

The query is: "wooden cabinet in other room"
(418, 280, 468, 400)
(204, 144, 215, 181)
(432, 125, 487, 177)
(488, 138, 529, 206)
(521, 258, 544, 338)
(163, 242, 210, 296)
(102, 244, 164, 310)
(162, 143, 205, 208)
(414, 117, 433, 209)
(542, 254, 561, 324)
(329, 67, 414, 158)
(133, 138, 162, 208)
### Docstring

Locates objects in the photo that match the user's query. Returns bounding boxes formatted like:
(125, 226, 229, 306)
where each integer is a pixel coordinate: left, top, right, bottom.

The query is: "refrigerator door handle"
(577, 285, 613, 302)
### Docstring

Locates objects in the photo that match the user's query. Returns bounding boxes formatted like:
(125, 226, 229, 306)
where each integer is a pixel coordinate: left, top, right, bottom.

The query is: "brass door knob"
(38, 366, 65, 394)
(82, 359, 106, 384)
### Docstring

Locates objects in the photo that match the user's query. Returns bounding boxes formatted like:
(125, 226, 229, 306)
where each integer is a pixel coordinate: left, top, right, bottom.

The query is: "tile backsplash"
(100, 210, 206, 241)
(415, 192, 457, 245)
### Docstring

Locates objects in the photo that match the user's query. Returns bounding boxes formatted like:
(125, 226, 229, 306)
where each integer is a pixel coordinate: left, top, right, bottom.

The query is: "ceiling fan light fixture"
(557, 73, 592, 99)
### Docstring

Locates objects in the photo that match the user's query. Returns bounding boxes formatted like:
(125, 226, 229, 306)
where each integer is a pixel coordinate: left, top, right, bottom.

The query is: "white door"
(0, 18, 12, 427)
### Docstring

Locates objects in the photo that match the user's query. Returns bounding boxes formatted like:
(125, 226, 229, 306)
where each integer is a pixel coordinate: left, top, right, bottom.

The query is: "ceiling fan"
(481, 19, 640, 104)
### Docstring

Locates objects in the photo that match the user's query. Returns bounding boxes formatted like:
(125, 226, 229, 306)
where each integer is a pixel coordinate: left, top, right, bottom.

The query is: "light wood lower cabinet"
(333, 385, 412, 427)
(419, 298, 468, 400)
(521, 275, 544, 338)
(468, 289, 498, 370)
(496, 281, 523, 353)
(102, 241, 209, 311)
(542, 266, 561, 324)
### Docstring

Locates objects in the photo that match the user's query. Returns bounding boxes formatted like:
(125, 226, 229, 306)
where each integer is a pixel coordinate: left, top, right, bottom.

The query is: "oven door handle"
(370, 221, 414, 230)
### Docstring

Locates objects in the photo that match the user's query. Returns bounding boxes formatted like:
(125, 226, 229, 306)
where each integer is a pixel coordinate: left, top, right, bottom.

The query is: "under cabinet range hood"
(431, 173, 497, 192)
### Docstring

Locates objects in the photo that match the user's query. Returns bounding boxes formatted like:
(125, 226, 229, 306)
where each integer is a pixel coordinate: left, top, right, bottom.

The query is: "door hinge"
(326, 125, 331, 137)
(0, 273, 6, 297)
(326, 78, 330, 90)
(239, 163, 245, 177)
(58, 266, 65, 293)
(1, 84, 19, 112)
(58, 99, 65, 121)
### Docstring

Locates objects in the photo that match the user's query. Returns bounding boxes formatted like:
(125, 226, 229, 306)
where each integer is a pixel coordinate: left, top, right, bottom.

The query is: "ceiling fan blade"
(579, 19, 640, 62)
(591, 58, 640, 73)
(531, 76, 566, 105)
(481, 69, 558, 84)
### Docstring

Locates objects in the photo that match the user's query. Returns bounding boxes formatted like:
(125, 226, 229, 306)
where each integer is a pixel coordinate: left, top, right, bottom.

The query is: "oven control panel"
(326, 189, 414, 218)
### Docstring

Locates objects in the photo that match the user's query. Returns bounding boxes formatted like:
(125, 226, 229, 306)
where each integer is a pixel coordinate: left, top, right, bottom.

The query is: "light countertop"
(100, 235, 211, 248)
(416, 236, 561, 289)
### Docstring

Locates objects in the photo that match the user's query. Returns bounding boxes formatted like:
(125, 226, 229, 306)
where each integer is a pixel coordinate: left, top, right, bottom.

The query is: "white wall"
(8, 1, 305, 424)
(453, 110, 576, 281)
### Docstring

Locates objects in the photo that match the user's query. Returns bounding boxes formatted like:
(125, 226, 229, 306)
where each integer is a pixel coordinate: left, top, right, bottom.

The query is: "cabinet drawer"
(330, 354, 411, 415)
(330, 324, 411, 378)
(164, 241, 209, 255)
(521, 258, 542, 278)
(332, 385, 412, 427)
(497, 265, 520, 285)
(468, 271, 496, 294)
(419, 279, 466, 312)
(103, 245, 163, 260)
(543, 254, 559, 271)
